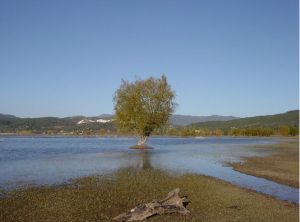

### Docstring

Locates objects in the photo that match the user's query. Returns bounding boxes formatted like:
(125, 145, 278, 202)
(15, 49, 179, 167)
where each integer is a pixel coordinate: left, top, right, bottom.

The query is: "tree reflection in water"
(136, 150, 152, 170)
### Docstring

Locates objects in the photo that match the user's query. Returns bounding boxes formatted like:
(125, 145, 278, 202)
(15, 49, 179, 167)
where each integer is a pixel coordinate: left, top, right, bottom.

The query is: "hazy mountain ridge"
(0, 111, 298, 133)
(170, 114, 238, 126)
(62, 114, 238, 126)
(0, 114, 19, 119)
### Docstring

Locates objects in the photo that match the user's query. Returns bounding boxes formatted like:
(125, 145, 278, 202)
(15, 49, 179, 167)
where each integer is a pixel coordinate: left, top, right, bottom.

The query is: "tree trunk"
(137, 135, 148, 146)
(113, 188, 189, 221)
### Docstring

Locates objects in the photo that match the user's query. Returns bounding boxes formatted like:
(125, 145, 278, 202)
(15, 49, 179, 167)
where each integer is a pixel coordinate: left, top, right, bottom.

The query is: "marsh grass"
(0, 166, 298, 221)
(230, 140, 299, 188)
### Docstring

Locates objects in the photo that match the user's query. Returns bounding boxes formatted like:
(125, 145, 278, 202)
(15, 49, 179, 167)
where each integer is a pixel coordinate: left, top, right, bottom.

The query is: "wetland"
(0, 137, 298, 221)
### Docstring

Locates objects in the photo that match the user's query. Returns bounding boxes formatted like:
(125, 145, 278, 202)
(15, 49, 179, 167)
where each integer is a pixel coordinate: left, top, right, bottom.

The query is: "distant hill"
(0, 113, 19, 119)
(0, 113, 238, 133)
(97, 114, 115, 119)
(63, 116, 87, 124)
(0, 113, 238, 126)
(0, 117, 71, 130)
(189, 110, 299, 130)
(79, 114, 238, 126)
(64, 115, 115, 123)
(0, 111, 298, 133)
(70, 114, 238, 126)
(0, 116, 116, 133)
(170, 114, 238, 126)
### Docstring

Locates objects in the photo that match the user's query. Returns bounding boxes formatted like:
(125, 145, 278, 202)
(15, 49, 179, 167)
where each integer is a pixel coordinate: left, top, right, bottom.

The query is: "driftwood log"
(113, 188, 189, 221)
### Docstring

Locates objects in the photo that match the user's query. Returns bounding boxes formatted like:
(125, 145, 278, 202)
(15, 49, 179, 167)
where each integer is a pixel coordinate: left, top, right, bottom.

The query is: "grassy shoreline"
(229, 140, 299, 188)
(0, 138, 298, 221)
(0, 167, 298, 221)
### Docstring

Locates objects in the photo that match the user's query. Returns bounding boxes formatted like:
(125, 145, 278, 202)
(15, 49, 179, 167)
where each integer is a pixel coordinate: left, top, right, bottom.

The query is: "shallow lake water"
(0, 136, 298, 203)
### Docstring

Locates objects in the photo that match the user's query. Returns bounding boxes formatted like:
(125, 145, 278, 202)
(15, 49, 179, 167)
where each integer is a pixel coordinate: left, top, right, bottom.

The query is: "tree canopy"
(113, 74, 177, 146)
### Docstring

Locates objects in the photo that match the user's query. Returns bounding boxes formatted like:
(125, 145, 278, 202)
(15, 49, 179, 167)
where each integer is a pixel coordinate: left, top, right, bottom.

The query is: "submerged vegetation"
(0, 167, 298, 222)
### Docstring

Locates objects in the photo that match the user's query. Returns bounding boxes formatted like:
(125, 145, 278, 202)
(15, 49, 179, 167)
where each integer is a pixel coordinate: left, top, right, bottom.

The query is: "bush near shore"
(165, 126, 299, 137)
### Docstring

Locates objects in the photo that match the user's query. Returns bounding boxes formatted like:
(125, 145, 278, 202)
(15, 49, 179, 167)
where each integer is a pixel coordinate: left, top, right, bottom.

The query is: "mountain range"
(0, 110, 298, 133)
(169, 114, 238, 126)
(0, 113, 238, 126)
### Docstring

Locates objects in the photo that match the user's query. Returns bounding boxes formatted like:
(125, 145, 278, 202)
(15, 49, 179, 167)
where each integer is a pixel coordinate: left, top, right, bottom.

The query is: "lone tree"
(113, 74, 177, 147)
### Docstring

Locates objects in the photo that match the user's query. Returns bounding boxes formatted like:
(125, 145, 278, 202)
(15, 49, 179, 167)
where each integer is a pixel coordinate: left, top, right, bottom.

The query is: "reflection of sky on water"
(152, 151, 298, 203)
(0, 137, 298, 203)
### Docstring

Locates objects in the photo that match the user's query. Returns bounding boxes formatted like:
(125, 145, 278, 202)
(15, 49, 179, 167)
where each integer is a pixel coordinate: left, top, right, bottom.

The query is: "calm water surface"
(0, 137, 298, 203)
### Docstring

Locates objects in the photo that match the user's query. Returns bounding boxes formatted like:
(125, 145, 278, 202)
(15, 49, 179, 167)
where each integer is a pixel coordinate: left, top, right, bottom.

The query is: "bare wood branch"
(113, 188, 189, 221)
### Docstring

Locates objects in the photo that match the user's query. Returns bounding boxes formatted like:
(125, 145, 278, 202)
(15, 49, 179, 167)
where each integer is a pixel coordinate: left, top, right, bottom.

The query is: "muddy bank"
(229, 140, 299, 188)
(0, 168, 298, 222)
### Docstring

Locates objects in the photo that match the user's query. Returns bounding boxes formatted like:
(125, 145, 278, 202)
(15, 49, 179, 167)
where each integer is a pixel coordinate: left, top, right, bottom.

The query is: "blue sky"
(0, 0, 299, 118)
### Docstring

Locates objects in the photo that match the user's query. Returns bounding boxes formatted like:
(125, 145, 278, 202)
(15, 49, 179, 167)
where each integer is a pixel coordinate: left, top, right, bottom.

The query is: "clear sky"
(0, 0, 299, 118)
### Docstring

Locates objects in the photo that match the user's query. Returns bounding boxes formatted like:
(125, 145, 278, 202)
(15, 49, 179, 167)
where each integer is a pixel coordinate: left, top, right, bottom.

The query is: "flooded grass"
(230, 140, 299, 188)
(0, 167, 298, 222)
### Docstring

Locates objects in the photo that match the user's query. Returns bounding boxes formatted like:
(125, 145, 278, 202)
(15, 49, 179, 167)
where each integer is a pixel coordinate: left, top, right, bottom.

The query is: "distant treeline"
(162, 125, 299, 137)
(16, 125, 299, 137)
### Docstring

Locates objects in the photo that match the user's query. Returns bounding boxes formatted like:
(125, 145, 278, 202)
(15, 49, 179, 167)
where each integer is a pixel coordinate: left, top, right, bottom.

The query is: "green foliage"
(180, 127, 189, 137)
(21, 130, 32, 134)
(240, 127, 275, 137)
(188, 126, 196, 136)
(231, 128, 241, 136)
(84, 131, 91, 135)
(167, 128, 179, 136)
(178, 126, 196, 137)
(46, 130, 54, 135)
(214, 128, 222, 136)
(196, 128, 204, 136)
(113, 75, 177, 141)
(278, 126, 290, 136)
(99, 128, 106, 136)
(289, 126, 299, 136)
(223, 130, 229, 136)
(204, 127, 210, 136)
(152, 126, 168, 136)
(173, 126, 277, 137)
